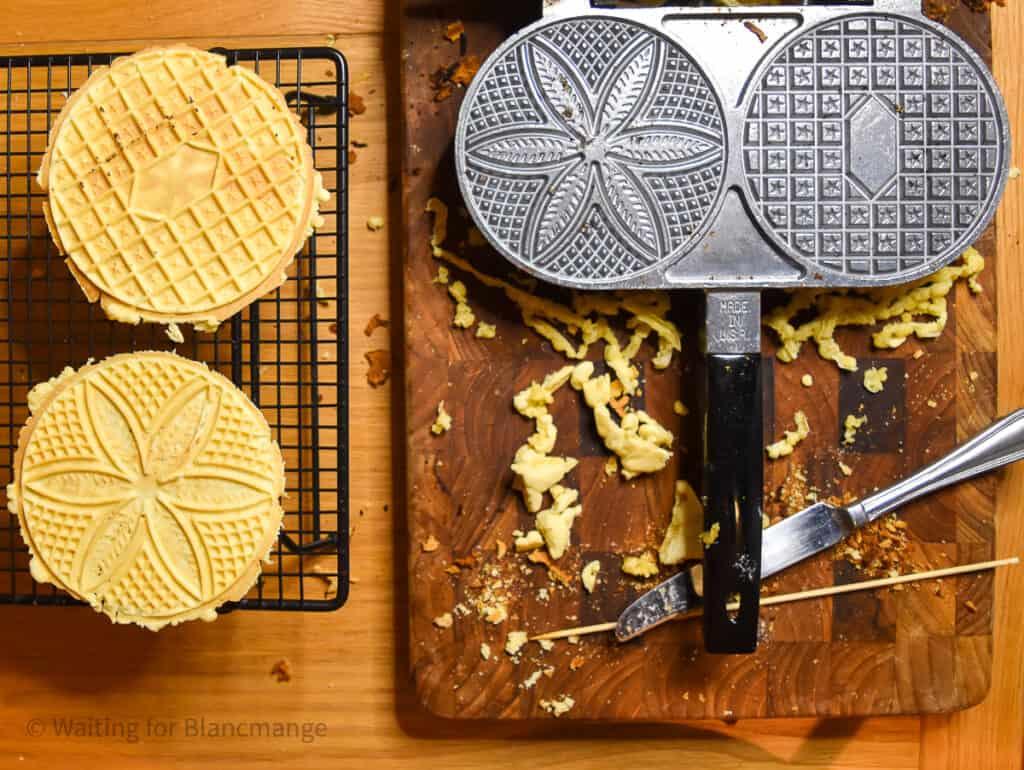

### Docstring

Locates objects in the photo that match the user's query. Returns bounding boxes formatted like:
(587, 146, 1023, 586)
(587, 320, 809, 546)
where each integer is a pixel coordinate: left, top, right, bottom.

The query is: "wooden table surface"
(0, 1, 1021, 767)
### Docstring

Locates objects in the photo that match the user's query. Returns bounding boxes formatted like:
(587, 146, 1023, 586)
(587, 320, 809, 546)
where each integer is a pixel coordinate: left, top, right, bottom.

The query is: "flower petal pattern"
(11, 352, 285, 630)
(459, 17, 727, 283)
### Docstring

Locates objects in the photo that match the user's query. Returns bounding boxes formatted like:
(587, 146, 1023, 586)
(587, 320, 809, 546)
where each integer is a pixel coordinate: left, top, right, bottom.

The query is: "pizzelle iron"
(455, 0, 1010, 652)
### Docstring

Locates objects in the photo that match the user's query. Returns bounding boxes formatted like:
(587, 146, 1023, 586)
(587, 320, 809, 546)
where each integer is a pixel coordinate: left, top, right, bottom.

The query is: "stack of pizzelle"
(38, 45, 328, 330)
(10, 46, 324, 628)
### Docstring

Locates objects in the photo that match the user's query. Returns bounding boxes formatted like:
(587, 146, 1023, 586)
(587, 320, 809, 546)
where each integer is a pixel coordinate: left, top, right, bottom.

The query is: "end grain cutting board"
(401, 0, 998, 720)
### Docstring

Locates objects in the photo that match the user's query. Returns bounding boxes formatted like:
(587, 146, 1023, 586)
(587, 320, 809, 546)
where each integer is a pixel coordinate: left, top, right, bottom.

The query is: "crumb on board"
(444, 20, 465, 42)
(311, 565, 339, 599)
(838, 461, 853, 477)
(480, 643, 491, 661)
(514, 530, 545, 553)
(365, 349, 390, 388)
(863, 366, 888, 394)
(537, 639, 554, 652)
(913, 349, 925, 359)
(673, 400, 689, 416)
(483, 605, 508, 624)
(801, 374, 813, 387)
(969, 370, 980, 382)
(766, 410, 810, 459)
(476, 321, 496, 339)
(433, 265, 449, 285)
(843, 413, 867, 445)
(520, 669, 544, 690)
(927, 399, 938, 408)
(604, 456, 618, 476)
(526, 549, 573, 585)
(540, 695, 576, 717)
(433, 612, 453, 629)
(366, 216, 384, 231)
(569, 655, 585, 671)
(421, 535, 440, 553)
(431, 401, 452, 435)
(621, 551, 659, 578)
(534, 484, 581, 560)
(270, 659, 292, 683)
(505, 631, 528, 657)
(581, 560, 601, 593)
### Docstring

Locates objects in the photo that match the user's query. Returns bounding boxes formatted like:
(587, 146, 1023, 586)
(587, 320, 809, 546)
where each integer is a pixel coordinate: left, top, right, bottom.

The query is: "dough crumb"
(766, 411, 810, 459)
(540, 694, 576, 717)
(520, 669, 544, 690)
(433, 265, 449, 285)
(659, 480, 703, 565)
(366, 215, 385, 231)
(514, 530, 545, 553)
(673, 400, 689, 416)
(433, 612, 453, 629)
(537, 639, 554, 652)
(621, 551, 659, 578)
(165, 322, 184, 344)
(581, 560, 601, 593)
(927, 399, 938, 408)
(969, 370, 980, 382)
(604, 456, 618, 477)
(764, 247, 985, 370)
(801, 374, 813, 387)
(421, 535, 440, 553)
(699, 522, 721, 549)
(431, 401, 452, 435)
(476, 321, 496, 339)
(838, 461, 853, 477)
(482, 605, 507, 624)
(843, 414, 867, 445)
(913, 349, 924, 359)
(505, 631, 529, 657)
(534, 485, 581, 560)
(480, 643, 491, 661)
(863, 366, 888, 394)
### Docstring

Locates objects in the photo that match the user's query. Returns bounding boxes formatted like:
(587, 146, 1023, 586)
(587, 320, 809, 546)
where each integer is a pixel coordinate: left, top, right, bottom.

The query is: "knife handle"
(853, 408, 1024, 523)
(702, 352, 762, 654)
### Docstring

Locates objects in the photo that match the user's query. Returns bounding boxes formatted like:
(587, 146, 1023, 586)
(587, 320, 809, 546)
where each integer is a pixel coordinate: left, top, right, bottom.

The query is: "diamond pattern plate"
(743, 15, 1006, 278)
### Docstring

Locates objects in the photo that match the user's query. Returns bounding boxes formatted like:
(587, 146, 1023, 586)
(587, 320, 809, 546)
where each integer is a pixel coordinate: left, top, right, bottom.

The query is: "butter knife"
(616, 408, 1024, 642)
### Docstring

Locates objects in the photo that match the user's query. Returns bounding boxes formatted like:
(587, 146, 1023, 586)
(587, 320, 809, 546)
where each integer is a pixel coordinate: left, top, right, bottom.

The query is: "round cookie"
(38, 46, 329, 329)
(8, 351, 286, 630)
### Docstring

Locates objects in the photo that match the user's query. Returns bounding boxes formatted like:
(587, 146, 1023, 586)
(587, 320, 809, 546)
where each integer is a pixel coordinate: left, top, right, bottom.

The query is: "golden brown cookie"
(38, 46, 328, 330)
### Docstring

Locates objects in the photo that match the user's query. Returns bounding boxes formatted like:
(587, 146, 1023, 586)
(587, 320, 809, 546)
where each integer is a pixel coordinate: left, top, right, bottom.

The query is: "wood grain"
(0, 0, 1018, 767)
(402, 0, 1003, 722)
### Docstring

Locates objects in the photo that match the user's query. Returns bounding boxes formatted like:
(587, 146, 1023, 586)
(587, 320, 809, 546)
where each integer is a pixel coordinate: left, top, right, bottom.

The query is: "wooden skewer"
(529, 556, 1019, 642)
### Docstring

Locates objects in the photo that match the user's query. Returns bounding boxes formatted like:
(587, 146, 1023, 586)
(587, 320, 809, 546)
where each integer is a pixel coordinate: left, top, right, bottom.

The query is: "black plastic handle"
(702, 353, 763, 653)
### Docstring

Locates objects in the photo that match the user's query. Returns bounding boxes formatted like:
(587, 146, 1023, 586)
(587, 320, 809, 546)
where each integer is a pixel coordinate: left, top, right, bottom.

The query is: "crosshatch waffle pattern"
(0, 47, 348, 614)
(42, 47, 323, 324)
(743, 15, 1005, 278)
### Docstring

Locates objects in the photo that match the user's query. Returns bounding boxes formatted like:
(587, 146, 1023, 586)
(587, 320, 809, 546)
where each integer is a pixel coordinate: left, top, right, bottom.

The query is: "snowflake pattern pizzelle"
(15, 354, 284, 626)
(460, 18, 726, 283)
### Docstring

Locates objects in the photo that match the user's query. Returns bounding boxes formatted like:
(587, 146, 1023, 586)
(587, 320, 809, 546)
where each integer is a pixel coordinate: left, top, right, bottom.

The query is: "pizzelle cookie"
(37, 46, 329, 330)
(8, 352, 286, 630)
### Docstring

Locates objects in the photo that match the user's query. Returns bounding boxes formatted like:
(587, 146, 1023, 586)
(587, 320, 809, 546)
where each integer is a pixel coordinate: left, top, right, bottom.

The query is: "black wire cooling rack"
(0, 47, 349, 612)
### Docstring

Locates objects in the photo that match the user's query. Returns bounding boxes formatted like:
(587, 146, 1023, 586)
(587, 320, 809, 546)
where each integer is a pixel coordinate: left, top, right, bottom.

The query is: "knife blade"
(616, 408, 1024, 642)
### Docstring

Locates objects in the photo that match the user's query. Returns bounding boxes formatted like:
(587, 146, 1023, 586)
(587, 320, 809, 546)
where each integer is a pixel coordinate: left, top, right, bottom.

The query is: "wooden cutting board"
(401, 0, 998, 720)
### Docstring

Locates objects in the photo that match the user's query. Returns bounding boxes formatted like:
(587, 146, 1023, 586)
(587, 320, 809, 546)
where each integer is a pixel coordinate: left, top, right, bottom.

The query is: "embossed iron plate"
(456, 16, 728, 286)
(455, 8, 1010, 290)
(742, 13, 1007, 280)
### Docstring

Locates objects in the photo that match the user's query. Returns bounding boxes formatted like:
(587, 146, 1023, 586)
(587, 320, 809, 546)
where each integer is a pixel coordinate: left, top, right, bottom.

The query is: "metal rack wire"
(0, 46, 349, 612)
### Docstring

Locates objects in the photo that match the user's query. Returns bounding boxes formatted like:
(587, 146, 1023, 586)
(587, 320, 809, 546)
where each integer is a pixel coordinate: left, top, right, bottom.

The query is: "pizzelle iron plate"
(455, 4, 1010, 291)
